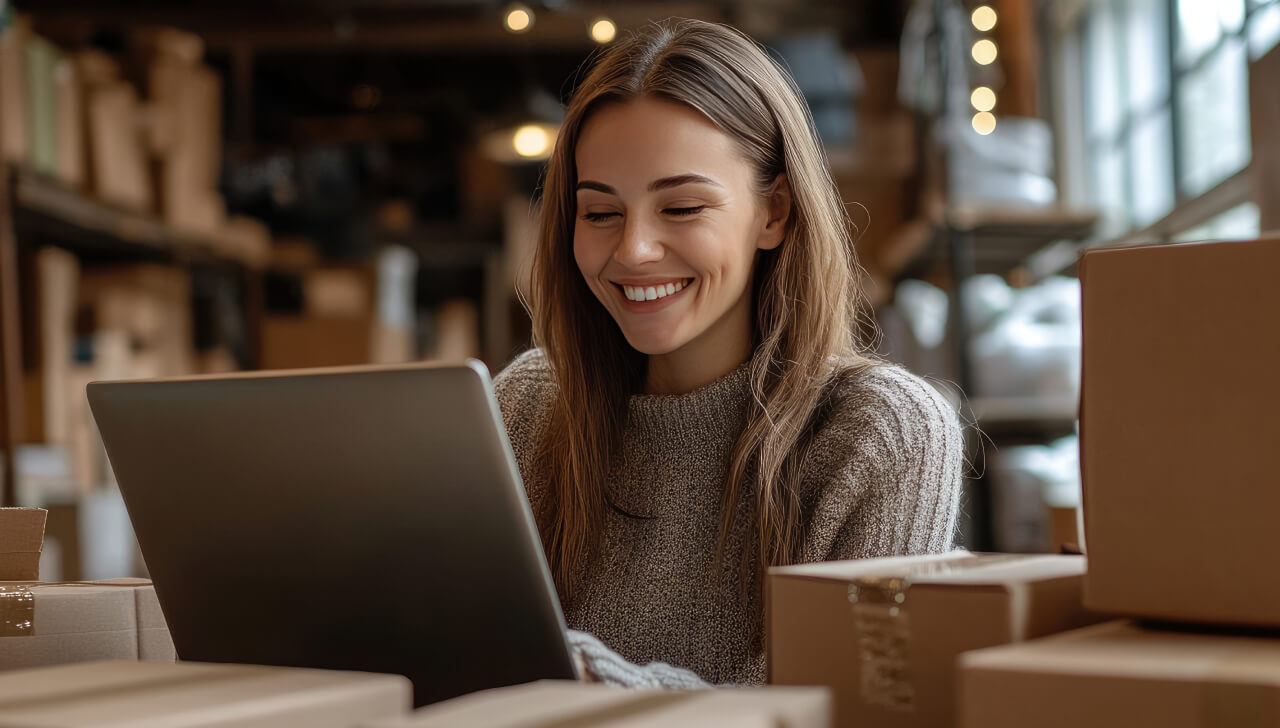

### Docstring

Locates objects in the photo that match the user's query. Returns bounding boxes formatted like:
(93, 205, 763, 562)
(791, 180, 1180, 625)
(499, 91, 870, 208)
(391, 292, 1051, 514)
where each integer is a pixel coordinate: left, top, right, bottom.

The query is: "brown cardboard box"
(91, 578, 175, 662)
(54, 56, 86, 188)
(0, 508, 47, 580)
(364, 680, 830, 728)
(260, 315, 374, 369)
(306, 267, 373, 318)
(959, 620, 1280, 728)
(0, 579, 174, 669)
(1080, 238, 1280, 626)
(86, 80, 152, 211)
(0, 16, 31, 163)
(769, 552, 1102, 728)
(0, 659, 411, 727)
(0, 582, 137, 671)
(36, 247, 78, 447)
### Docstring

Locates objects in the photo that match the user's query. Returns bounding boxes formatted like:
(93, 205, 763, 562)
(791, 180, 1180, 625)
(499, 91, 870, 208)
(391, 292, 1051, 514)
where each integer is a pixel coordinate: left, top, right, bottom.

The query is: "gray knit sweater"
(493, 348, 963, 688)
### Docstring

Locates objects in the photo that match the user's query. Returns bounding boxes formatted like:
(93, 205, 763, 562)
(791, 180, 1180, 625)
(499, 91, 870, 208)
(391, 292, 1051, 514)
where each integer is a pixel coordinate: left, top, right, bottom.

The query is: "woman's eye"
(581, 211, 620, 223)
(664, 206, 705, 217)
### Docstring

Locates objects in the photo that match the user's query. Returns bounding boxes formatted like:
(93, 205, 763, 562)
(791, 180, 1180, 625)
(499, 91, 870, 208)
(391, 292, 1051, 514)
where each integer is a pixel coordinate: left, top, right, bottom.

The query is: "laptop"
(86, 360, 578, 707)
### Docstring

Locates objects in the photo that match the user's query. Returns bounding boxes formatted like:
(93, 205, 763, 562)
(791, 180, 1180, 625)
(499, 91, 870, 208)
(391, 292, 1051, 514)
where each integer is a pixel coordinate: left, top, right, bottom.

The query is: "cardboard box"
(0, 578, 173, 671)
(260, 315, 374, 369)
(0, 508, 47, 580)
(363, 680, 830, 728)
(0, 16, 30, 164)
(306, 267, 373, 318)
(86, 80, 152, 211)
(91, 578, 175, 662)
(1080, 239, 1280, 626)
(768, 552, 1102, 728)
(959, 620, 1280, 728)
(0, 659, 411, 727)
(54, 56, 86, 188)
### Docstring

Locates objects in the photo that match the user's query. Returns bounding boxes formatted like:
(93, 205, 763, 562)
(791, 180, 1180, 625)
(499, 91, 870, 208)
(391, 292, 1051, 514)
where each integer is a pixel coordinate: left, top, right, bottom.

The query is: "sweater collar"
(605, 359, 754, 518)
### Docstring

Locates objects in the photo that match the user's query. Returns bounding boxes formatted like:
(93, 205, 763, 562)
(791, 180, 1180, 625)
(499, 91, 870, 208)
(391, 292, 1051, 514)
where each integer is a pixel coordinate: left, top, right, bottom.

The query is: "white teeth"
(621, 280, 689, 302)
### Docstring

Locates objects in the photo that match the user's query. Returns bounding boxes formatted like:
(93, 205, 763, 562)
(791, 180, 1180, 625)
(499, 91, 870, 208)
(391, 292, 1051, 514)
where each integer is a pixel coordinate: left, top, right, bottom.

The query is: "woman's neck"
(643, 305, 753, 395)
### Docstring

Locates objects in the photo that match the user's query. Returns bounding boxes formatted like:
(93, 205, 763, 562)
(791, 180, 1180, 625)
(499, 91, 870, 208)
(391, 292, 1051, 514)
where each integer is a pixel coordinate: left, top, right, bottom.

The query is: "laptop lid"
(87, 360, 576, 707)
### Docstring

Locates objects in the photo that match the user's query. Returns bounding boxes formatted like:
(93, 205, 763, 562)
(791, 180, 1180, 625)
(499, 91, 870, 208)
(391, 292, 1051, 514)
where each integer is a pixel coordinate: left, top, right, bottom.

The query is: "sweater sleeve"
(820, 365, 964, 560)
(568, 630, 711, 689)
(492, 348, 556, 502)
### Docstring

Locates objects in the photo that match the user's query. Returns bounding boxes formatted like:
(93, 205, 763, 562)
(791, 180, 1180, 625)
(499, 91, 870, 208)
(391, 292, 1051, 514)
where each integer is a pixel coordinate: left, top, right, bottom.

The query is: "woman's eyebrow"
(575, 174, 724, 195)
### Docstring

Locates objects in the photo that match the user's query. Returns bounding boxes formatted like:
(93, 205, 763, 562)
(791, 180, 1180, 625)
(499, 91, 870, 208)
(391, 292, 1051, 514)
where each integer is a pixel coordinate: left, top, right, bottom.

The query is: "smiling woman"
(493, 18, 963, 688)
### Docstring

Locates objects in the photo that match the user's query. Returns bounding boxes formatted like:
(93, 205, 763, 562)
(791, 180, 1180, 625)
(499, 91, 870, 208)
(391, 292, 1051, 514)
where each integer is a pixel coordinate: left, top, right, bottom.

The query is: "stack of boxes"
(957, 237, 1280, 726)
(768, 237, 1280, 727)
(0, 18, 270, 265)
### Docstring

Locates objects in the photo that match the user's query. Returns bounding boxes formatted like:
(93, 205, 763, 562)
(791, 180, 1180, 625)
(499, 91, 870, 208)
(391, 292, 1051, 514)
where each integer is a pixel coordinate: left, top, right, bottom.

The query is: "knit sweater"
(493, 348, 963, 687)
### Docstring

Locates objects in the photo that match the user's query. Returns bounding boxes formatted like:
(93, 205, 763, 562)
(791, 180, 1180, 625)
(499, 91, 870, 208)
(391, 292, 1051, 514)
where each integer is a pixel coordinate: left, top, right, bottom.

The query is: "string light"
(590, 18, 617, 44)
(971, 5, 998, 32)
(504, 4, 534, 33)
(972, 39, 998, 65)
(972, 112, 997, 135)
(970, 86, 996, 112)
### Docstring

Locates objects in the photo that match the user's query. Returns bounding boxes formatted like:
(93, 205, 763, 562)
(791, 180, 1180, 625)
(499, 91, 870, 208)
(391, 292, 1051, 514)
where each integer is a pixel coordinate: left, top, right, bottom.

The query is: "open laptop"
(86, 360, 578, 707)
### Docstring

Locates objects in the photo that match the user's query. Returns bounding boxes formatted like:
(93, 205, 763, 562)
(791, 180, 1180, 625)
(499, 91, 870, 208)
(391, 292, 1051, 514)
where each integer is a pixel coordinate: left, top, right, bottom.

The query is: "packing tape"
(1204, 648, 1280, 727)
(0, 581, 153, 638)
(0, 584, 35, 637)
(846, 553, 1028, 710)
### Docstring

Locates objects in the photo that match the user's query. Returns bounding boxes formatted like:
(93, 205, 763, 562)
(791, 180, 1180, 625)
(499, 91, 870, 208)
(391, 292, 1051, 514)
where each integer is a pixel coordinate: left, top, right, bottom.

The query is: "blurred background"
(0, 0, 1277, 578)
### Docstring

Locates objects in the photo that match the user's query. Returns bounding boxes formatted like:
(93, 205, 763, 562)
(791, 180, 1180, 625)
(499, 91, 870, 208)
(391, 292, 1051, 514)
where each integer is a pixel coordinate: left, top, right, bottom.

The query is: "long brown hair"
(528, 18, 877, 600)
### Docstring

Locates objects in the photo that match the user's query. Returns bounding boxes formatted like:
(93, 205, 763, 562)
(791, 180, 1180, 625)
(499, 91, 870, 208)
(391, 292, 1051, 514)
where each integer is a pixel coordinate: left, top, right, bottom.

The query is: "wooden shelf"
(969, 395, 1078, 436)
(943, 204, 1099, 276)
(10, 168, 243, 269)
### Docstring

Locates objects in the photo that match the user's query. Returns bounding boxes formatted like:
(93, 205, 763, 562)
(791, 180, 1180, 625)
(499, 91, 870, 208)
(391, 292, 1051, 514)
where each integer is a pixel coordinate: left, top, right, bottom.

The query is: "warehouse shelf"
(969, 395, 1078, 439)
(9, 167, 244, 268)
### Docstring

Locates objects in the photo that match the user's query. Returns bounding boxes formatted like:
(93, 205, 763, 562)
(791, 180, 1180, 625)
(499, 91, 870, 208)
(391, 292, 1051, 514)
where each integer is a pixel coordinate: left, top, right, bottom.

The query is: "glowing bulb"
(972, 112, 997, 135)
(513, 125, 550, 157)
(972, 39, 998, 65)
(970, 86, 996, 112)
(971, 6, 998, 32)
(504, 4, 533, 33)
(590, 18, 617, 44)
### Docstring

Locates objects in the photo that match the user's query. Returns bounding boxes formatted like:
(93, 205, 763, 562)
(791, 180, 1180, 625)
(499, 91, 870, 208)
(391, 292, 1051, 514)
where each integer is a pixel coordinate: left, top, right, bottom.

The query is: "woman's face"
(573, 96, 787, 360)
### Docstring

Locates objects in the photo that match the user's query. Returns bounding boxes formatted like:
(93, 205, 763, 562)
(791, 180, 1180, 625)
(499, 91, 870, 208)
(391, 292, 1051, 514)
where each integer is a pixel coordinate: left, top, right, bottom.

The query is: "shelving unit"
(0, 165, 264, 508)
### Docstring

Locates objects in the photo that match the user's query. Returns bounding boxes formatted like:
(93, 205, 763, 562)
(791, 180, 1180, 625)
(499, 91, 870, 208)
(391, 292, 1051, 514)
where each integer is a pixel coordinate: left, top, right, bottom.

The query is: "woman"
(494, 18, 962, 687)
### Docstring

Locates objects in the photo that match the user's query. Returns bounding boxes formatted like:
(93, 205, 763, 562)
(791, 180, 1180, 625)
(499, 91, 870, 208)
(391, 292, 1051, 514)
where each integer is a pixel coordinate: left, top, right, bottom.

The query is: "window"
(1065, 0, 1277, 232)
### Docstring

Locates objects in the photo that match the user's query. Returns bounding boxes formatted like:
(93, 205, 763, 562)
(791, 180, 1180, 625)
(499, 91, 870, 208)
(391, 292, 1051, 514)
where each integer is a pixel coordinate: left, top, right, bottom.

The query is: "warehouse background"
(1, 0, 1277, 580)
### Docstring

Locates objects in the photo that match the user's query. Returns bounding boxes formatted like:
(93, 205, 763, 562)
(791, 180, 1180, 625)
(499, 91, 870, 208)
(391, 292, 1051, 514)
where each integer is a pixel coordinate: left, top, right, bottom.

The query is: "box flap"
(0, 659, 411, 725)
(770, 552, 1084, 589)
(0, 508, 47, 581)
(365, 681, 830, 728)
(963, 621, 1280, 686)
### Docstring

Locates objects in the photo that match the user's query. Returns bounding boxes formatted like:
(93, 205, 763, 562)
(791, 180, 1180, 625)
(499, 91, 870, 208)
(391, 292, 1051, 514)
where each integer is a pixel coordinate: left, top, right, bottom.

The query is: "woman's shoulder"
(492, 347, 558, 436)
(816, 357, 963, 459)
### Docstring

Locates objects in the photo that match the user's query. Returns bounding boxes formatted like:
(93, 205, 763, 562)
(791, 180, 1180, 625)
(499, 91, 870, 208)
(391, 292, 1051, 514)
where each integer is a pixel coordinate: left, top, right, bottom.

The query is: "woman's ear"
(757, 173, 792, 251)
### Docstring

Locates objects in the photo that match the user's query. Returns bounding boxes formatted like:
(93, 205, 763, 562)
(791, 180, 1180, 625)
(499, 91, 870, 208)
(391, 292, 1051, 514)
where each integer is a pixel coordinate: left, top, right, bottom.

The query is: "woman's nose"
(613, 215, 665, 266)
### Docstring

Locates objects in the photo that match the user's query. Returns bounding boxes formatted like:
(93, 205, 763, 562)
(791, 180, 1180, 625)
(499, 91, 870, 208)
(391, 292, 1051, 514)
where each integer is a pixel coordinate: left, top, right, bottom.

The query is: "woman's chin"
(619, 329, 684, 357)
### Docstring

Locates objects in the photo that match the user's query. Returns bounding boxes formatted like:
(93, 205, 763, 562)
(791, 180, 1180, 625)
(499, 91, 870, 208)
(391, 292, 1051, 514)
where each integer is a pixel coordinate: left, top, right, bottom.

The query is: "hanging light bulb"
(590, 18, 617, 44)
(512, 124, 552, 158)
(504, 3, 534, 34)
